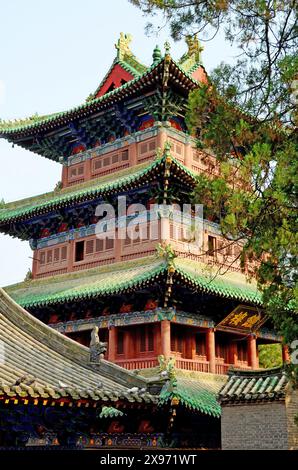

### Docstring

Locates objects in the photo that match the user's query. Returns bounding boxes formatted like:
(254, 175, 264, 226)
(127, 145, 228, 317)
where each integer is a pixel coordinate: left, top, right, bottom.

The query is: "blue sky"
(0, 0, 236, 286)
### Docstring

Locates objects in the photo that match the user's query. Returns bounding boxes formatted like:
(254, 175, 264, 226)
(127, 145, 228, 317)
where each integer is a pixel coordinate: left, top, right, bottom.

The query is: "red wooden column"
(124, 329, 131, 359)
(108, 326, 117, 362)
(31, 250, 38, 279)
(206, 329, 216, 373)
(67, 239, 74, 273)
(61, 165, 68, 188)
(85, 158, 91, 181)
(114, 228, 122, 262)
(160, 320, 171, 358)
(282, 344, 290, 364)
(156, 125, 168, 150)
(128, 139, 137, 167)
(248, 334, 258, 369)
(184, 141, 192, 168)
(229, 342, 238, 366)
(189, 330, 197, 360)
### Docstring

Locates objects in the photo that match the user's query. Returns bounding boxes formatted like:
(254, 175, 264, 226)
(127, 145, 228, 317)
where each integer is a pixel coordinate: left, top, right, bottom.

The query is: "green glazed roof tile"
(0, 58, 164, 135)
(0, 160, 159, 224)
(175, 258, 262, 305)
(99, 406, 124, 418)
(0, 57, 198, 137)
(5, 257, 167, 308)
(0, 155, 196, 225)
(159, 371, 226, 417)
(4, 255, 262, 309)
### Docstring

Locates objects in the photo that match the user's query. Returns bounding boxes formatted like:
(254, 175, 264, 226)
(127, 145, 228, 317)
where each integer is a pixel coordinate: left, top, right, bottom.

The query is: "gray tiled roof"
(0, 288, 157, 404)
(218, 367, 288, 404)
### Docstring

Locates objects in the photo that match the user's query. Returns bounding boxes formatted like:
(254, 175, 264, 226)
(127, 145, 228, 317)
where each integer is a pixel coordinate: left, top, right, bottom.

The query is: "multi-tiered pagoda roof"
(0, 31, 288, 449)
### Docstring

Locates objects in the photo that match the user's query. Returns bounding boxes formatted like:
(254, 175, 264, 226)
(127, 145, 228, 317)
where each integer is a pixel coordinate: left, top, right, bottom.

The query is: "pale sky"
(0, 0, 236, 286)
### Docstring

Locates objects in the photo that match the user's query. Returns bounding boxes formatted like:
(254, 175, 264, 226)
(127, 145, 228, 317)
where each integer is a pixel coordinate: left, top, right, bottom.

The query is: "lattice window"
(103, 156, 110, 167)
(47, 250, 53, 263)
(138, 325, 154, 353)
(193, 150, 201, 163)
(138, 139, 156, 161)
(207, 235, 216, 256)
(121, 149, 129, 161)
(69, 165, 84, 178)
(112, 153, 119, 164)
(95, 238, 104, 252)
(54, 248, 60, 262)
(237, 342, 248, 362)
(94, 159, 102, 170)
(216, 341, 229, 362)
(169, 139, 184, 161)
(171, 325, 183, 353)
(140, 143, 147, 155)
(106, 238, 114, 250)
(40, 252, 45, 265)
(61, 246, 67, 260)
(86, 240, 94, 254)
(225, 243, 233, 256)
(124, 233, 131, 246)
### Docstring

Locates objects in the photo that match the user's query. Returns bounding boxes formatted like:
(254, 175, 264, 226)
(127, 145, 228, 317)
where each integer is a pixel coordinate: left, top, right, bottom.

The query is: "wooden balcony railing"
(174, 357, 210, 373)
(215, 363, 231, 375)
(115, 358, 159, 370)
(115, 357, 251, 375)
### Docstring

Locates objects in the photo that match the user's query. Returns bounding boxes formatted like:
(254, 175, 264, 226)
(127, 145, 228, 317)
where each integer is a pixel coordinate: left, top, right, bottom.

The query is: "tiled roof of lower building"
(160, 372, 226, 418)
(0, 288, 156, 404)
(218, 367, 288, 404)
(141, 368, 226, 418)
(4, 255, 262, 308)
(0, 288, 226, 416)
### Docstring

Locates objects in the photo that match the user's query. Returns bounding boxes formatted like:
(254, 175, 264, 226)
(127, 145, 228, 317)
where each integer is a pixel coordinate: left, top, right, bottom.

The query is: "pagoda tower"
(0, 34, 283, 374)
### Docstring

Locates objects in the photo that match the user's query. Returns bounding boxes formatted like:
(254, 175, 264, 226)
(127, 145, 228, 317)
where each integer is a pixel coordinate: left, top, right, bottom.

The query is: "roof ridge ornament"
(156, 242, 177, 266)
(152, 45, 162, 66)
(180, 34, 204, 72)
(115, 32, 133, 61)
(186, 34, 204, 62)
(158, 355, 177, 384)
(164, 41, 171, 56)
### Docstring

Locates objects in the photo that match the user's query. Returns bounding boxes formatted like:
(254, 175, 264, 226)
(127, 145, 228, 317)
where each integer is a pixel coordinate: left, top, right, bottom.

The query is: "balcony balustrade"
(115, 356, 251, 374)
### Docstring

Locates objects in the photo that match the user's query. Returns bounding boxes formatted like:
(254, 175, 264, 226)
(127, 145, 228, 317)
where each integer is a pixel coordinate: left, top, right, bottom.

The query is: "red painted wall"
(191, 66, 208, 84)
(96, 64, 135, 98)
